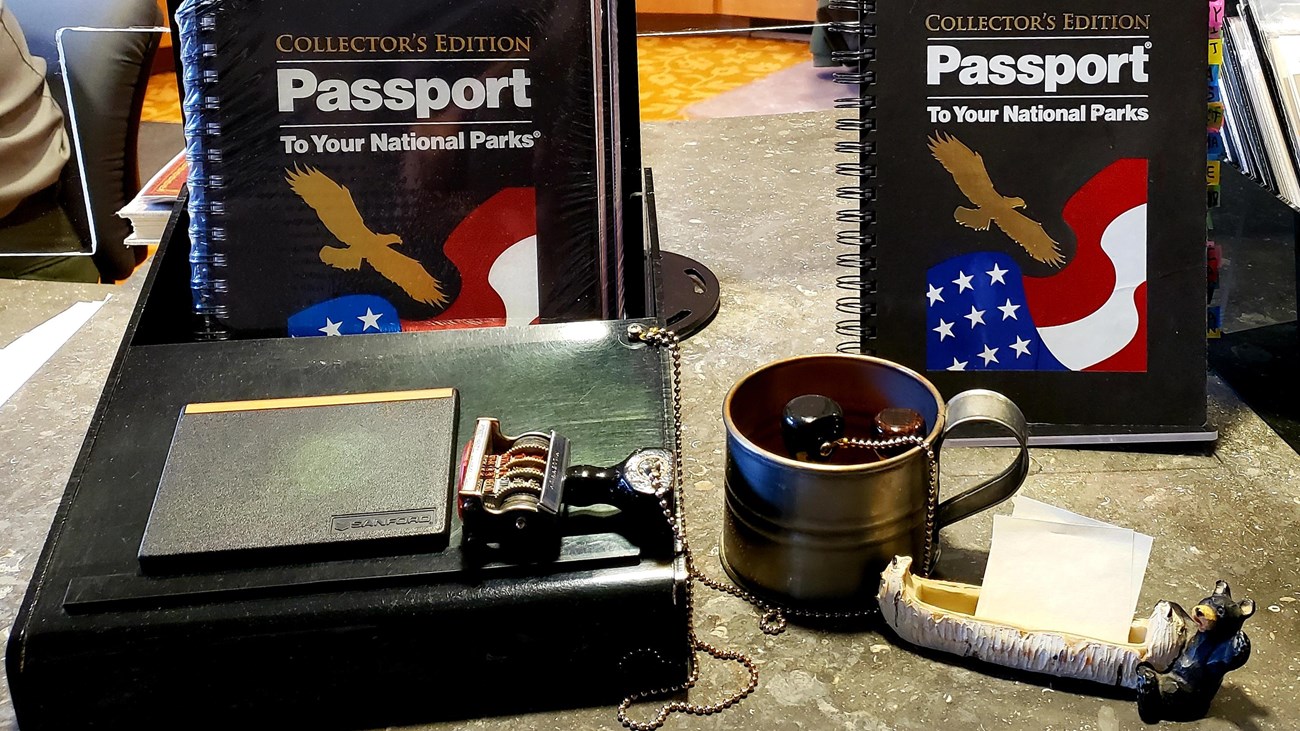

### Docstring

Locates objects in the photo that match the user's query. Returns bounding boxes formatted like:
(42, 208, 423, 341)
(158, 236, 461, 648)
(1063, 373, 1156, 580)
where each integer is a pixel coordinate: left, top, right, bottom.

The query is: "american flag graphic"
(404, 187, 539, 332)
(287, 294, 402, 337)
(926, 159, 1148, 373)
(286, 189, 540, 336)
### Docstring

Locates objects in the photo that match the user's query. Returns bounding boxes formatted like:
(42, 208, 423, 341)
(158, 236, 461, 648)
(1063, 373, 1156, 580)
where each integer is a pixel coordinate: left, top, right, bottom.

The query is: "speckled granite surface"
(0, 273, 143, 730)
(2, 112, 1298, 730)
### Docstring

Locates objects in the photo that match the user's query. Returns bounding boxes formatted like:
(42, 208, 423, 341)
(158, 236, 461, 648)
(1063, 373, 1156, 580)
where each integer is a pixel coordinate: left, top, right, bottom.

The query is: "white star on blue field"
(925, 252, 1065, 371)
(287, 294, 402, 337)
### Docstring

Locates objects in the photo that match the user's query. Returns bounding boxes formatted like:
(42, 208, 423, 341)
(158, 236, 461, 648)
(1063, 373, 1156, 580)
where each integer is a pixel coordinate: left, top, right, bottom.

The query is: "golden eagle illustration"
(928, 133, 1065, 267)
(285, 166, 449, 307)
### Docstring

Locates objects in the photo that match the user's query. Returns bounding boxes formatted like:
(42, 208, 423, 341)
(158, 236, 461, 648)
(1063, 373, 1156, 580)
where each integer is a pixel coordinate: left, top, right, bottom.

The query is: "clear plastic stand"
(0, 25, 170, 259)
(633, 18, 834, 336)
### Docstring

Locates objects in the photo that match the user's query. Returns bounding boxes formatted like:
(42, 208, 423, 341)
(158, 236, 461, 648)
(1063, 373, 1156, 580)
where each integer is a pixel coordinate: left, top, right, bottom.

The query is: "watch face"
(622, 450, 672, 496)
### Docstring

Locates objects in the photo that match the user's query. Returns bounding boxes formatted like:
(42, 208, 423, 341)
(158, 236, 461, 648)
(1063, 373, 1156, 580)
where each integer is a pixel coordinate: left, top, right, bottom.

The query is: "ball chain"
(620, 325, 940, 730)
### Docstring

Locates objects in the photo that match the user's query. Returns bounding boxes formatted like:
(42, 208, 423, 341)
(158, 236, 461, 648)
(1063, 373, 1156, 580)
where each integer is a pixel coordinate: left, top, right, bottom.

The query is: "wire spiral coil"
(176, 5, 230, 340)
(831, 0, 877, 353)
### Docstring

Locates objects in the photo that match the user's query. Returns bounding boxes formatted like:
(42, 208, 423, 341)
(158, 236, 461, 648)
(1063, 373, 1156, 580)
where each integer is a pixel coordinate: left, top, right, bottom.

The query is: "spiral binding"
(176, 0, 230, 341)
(830, 0, 876, 354)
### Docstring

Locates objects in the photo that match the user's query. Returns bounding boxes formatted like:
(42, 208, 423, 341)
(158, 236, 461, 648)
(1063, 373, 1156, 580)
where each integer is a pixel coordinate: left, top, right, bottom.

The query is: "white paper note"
(1012, 496, 1153, 614)
(975, 515, 1137, 644)
(0, 298, 108, 408)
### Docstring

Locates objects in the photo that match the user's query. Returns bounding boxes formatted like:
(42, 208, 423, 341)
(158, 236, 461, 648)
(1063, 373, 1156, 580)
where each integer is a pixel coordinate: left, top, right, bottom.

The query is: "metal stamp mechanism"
(457, 417, 673, 546)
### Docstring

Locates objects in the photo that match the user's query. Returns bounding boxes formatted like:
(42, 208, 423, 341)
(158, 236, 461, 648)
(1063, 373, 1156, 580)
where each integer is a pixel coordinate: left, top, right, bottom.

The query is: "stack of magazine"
(174, 0, 638, 339)
(1220, 0, 1300, 207)
(118, 150, 188, 247)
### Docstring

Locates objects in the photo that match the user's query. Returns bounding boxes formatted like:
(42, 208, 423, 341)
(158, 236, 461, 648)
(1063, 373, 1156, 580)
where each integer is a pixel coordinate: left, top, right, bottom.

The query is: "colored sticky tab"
(1210, 0, 1225, 32)
(1207, 81, 1222, 104)
(287, 294, 403, 337)
(1206, 161, 1221, 186)
(1208, 102, 1225, 130)
(1208, 131, 1225, 160)
(1209, 64, 1220, 85)
(1209, 38, 1223, 65)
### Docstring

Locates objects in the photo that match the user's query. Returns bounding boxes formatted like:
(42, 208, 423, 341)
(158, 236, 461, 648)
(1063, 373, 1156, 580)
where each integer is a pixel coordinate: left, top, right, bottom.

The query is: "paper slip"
(0, 298, 108, 409)
(974, 512, 1144, 645)
(1012, 496, 1153, 615)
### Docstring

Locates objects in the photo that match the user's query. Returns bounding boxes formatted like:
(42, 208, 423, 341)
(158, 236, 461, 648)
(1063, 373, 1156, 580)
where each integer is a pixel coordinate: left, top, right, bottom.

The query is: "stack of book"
(1219, 0, 1300, 207)
(117, 150, 187, 247)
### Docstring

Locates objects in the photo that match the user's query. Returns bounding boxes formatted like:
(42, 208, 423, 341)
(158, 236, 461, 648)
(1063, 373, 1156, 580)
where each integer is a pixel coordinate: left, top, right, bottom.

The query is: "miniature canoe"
(877, 556, 1193, 689)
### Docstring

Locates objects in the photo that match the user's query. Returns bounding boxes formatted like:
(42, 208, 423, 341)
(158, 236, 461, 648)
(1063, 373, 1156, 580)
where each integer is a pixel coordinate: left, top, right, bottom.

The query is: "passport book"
(832, 0, 1211, 441)
(176, 0, 620, 339)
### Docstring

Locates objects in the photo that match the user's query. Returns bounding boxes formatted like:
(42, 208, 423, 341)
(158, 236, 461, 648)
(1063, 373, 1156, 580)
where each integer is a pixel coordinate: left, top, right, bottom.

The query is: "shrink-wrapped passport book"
(177, 0, 622, 338)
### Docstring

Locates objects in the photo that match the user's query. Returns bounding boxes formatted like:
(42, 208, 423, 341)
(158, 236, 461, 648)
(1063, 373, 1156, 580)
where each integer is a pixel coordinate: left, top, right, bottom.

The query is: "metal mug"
(720, 354, 1030, 607)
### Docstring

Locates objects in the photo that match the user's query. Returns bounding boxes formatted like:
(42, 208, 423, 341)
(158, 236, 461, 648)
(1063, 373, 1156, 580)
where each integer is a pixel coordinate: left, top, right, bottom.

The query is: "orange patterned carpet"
(141, 36, 810, 124)
(635, 36, 810, 120)
(142, 72, 182, 124)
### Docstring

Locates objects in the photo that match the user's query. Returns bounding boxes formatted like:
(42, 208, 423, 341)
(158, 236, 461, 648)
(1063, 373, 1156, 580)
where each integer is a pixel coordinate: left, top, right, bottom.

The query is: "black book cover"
(859, 1, 1208, 434)
(177, 0, 616, 338)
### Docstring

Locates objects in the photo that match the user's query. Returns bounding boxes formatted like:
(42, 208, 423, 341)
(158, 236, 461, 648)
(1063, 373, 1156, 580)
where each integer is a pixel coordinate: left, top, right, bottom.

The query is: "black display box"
(6, 162, 686, 731)
(8, 2, 686, 722)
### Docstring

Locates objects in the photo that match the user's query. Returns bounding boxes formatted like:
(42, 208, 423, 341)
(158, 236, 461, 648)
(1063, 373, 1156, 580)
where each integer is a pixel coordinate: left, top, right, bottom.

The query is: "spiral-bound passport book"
(833, 0, 1213, 442)
(175, 0, 622, 339)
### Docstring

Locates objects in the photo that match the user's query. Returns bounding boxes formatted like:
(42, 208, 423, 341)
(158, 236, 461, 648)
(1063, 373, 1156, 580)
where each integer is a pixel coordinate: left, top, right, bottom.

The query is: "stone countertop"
(0, 274, 143, 730)
(2, 111, 1298, 730)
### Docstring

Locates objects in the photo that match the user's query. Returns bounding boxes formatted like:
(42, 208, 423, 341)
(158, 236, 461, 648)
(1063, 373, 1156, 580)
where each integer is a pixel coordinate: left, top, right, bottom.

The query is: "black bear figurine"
(1135, 580, 1254, 723)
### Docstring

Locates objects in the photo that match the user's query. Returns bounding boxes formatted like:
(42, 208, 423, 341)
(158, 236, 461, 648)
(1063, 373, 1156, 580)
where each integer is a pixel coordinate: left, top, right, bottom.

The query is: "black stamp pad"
(139, 388, 458, 571)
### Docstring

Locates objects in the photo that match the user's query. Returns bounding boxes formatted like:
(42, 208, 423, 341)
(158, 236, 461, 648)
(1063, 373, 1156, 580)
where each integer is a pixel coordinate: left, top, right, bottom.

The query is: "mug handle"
(934, 389, 1030, 529)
